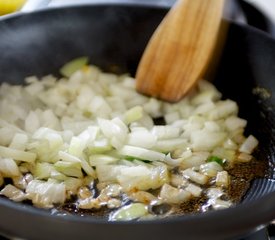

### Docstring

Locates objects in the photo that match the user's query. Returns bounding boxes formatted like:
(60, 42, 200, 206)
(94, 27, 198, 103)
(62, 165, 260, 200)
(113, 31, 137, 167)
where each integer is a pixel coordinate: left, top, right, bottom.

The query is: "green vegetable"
(60, 57, 89, 77)
(207, 156, 225, 166)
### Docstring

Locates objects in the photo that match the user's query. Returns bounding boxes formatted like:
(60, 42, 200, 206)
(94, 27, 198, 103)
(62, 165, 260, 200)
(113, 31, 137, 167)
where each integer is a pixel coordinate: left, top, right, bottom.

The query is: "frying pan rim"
(0, 0, 275, 41)
(1, 190, 275, 225)
(0, 2, 274, 227)
(0, 1, 170, 21)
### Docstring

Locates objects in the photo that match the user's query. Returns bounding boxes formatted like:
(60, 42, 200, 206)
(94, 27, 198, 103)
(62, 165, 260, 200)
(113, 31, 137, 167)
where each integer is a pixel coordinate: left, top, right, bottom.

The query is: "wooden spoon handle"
(136, 0, 225, 102)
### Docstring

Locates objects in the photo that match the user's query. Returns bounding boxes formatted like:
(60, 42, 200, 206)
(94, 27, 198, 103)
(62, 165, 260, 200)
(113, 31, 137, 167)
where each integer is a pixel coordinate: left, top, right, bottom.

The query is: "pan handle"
(20, 0, 51, 12)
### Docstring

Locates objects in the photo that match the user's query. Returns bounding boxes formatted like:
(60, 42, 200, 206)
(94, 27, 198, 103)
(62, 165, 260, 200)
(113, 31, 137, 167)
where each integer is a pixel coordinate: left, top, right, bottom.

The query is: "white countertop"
(246, 0, 275, 23)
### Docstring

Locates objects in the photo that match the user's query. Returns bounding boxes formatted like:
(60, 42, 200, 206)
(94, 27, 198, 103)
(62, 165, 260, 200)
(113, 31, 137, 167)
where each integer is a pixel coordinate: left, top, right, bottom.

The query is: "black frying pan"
(0, 3, 275, 240)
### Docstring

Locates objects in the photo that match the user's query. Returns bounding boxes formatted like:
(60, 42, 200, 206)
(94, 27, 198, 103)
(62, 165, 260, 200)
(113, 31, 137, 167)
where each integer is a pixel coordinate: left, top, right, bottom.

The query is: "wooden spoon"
(136, 0, 225, 102)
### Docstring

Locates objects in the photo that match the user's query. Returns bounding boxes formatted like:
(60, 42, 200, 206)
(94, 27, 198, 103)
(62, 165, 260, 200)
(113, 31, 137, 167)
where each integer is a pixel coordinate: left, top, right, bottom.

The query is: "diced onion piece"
(64, 177, 83, 193)
(89, 154, 118, 166)
(208, 100, 238, 120)
(89, 95, 112, 118)
(204, 121, 220, 132)
(13, 174, 33, 190)
(0, 184, 26, 202)
(127, 130, 157, 149)
(78, 187, 93, 200)
(33, 162, 54, 179)
(32, 128, 63, 149)
(110, 203, 148, 221)
(98, 118, 128, 149)
(124, 106, 143, 124)
(199, 162, 223, 177)
(193, 80, 221, 104)
(25, 111, 40, 133)
(170, 174, 188, 187)
(191, 129, 226, 151)
(0, 158, 20, 177)
(182, 168, 208, 185)
(185, 183, 202, 197)
(160, 184, 191, 204)
(180, 152, 209, 170)
(151, 126, 181, 140)
(9, 133, 28, 150)
(78, 126, 99, 143)
(96, 165, 125, 182)
(50, 169, 67, 181)
(206, 188, 224, 199)
(87, 138, 112, 154)
(210, 198, 232, 210)
(173, 148, 192, 159)
(117, 165, 169, 191)
(237, 152, 253, 163)
(80, 159, 96, 178)
(68, 137, 87, 158)
(239, 135, 259, 154)
(107, 198, 122, 209)
(212, 147, 236, 162)
(194, 101, 215, 115)
(128, 191, 157, 204)
(163, 154, 184, 167)
(143, 98, 162, 118)
(0, 127, 17, 146)
(0, 146, 36, 163)
(225, 116, 247, 131)
(223, 139, 238, 150)
(78, 197, 101, 210)
(58, 151, 81, 163)
(153, 138, 187, 153)
(54, 161, 83, 178)
(60, 57, 89, 77)
(164, 112, 180, 124)
(216, 171, 230, 188)
(118, 145, 166, 162)
(99, 184, 122, 199)
(26, 180, 66, 208)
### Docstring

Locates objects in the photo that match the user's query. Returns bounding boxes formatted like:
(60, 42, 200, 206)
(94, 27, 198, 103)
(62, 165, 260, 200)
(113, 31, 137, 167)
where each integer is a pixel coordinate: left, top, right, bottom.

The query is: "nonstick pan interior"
(0, 4, 275, 240)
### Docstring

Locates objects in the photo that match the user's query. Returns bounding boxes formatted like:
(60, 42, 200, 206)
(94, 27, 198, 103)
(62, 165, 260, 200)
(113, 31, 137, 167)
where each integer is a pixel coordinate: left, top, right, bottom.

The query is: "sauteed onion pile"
(0, 58, 259, 221)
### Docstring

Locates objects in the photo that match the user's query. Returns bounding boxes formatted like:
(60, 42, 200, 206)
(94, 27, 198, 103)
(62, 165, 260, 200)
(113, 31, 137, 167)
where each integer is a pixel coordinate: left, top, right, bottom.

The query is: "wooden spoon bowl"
(136, 0, 225, 102)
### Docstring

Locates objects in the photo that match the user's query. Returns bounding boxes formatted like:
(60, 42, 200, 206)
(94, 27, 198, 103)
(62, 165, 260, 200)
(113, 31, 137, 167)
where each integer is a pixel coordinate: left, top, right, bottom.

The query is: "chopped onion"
(0, 158, 21, 177)
(118, 145, 166, 162)
(54, 161, 83, 178)
(26, 179, 66, 208)
(185, 183, 202, 197)
(237, 152, 253, 163)
(160, 184, 191, 204)
(124, 106, 143, 124)
(60, 57, 89, 78)
(9, 133, 28, 151)
(216, 171, 230, 188)
(117, 165, 169, 191)
(182, 168, 208, 185)
(0, 184, 26, 202)
(199, 162, 223, 177)
(0, 146, 36, 163)
(0, 62, 260, 220)
(110, 203, 148, 221)
(239, 135, 259, 154)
